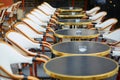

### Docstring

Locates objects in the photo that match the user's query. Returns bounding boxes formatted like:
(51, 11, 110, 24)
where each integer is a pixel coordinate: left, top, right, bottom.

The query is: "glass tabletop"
(54, 29, 99, 39)
(55, 29, 98, 36)
(52, 41, 111, 56)
(44, 55, 118, 80)
(59, 11, 82, 15)
(58, 19, 91, 23)
(59, 7, 83, 12)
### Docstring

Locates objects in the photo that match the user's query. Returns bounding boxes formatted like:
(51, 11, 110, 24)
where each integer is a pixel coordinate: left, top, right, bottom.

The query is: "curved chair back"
(0, 42, 34, 79)
(95, 18, 118, 31)
(32, 9, 51, 19)
(42, 2, 56, 12)
(0, 42, 32, 73)
(5, 30, 40, 50)
(30, 10, 50, 22)
(37, 5, 54, 16)
(5, 30, 52, 59)
(26, 13, 48, 26)
(89, 11, 107, 23)
(86, 6, 101, 16)
(6, 3, 15, 17)
(0, 42, 44, 80)
(0, 7, 8, 23)
(14, 22, 43, 40)
(13, 1, 22, 14)
(22, 18, 46, 32)
(41, 3, 55, 13)
(6, 1, 21, 17)
(0, 7, 8, 37)
(103, 29, 120, 42)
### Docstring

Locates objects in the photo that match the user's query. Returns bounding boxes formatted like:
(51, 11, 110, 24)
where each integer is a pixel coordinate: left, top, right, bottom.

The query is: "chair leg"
(29, 64, 34, 76)
(33, 62, 37, 77)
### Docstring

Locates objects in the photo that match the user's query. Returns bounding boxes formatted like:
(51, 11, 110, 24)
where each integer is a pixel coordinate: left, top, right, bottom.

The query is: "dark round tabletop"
(59, 7, 83, 12)
(59, 11, 82, 15)
(58, 19, 91, 23)
(54, 29, 99, 39)
(60, 7, 82, 9)
(44, 56, 118, 80)
(52, 41, 111, 56)
(58, 19, 91, 25)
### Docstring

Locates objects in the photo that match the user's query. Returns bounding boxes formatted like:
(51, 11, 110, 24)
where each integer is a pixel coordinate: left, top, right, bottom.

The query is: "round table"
(52, 41, 111, 56)
(54, 29, 99, 40)
(57, 19, 91, 26)
(59, 7, 83, 12)
(58, 11, 86, 19)
(44, 55, 119, 80)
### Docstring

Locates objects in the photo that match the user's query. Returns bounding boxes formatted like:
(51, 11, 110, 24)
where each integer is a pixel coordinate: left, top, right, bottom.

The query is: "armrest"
(107, 41, 120, 46)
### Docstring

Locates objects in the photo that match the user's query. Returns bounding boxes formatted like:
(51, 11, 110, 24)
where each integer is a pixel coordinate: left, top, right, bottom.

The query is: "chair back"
(7, 3, 17, 17)
(86, 6, 100, 16)
(14, 22, 43, 39)
(33, 9, 51, 19)
(43, 2, 56, 11)
(22, 18, 46, 32)
(5, 30, 40, 49)
(26, 13, 47, 26)
(89, 11, 107, 23)
(41, 3, 55, 13)
(31, 10, 50, 22)
(37, 5, 53, 16)
(13, 1, 22, 14)
(103, 29, 120, 42)
(0, 7, 8, 23)
(95, 18, 118, 31)
(0, 42, 32, 78)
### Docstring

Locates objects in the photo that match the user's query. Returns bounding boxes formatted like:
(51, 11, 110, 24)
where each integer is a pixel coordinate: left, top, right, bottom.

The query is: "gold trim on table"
(44, 55, 119, 80)
(54, 32, 99, 40)
(51, 41, 111, 57)
(59, 8, 83, 12)
(58, 21, 91, 25)
(58, 14, 86, 18)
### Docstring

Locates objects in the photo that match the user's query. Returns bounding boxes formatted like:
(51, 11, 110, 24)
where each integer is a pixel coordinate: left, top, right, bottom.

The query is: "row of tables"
(43, 7, 119, 80)
(0, 3, 118, 79)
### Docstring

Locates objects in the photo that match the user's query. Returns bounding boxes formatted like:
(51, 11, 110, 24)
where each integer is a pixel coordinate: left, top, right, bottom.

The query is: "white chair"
(86, 6, 101, 16)
(40, 4, 55, 14)
(31, 9, 57, 24)
(103, 29, 120, 46)
(22, 18, 46, 32)
(26, 13, 56, 29)
(32, 8, 51, 20)
(25, 13, 48, 27)
(14, 22, 43, 41)
(0, 7, 8, 24)
(14, 22, 54, 45)
(42, 2, 56, 13)
(22, 18, 56, 42)
(22, 18, 55, 34)
(5, 30, 52, 58)
(30, 10, 50, 23)
(89, 11, 107, 24)
(0, 7, 8, 37)
(37, 4, 55, 16)
(103, 29, 120, 67)
(0, 41, 44, 80)
(95, 18, 118, 35)
(6, 1, 22, 27)
(32, 8, 57, 20)
(13, 1, 22, 17)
